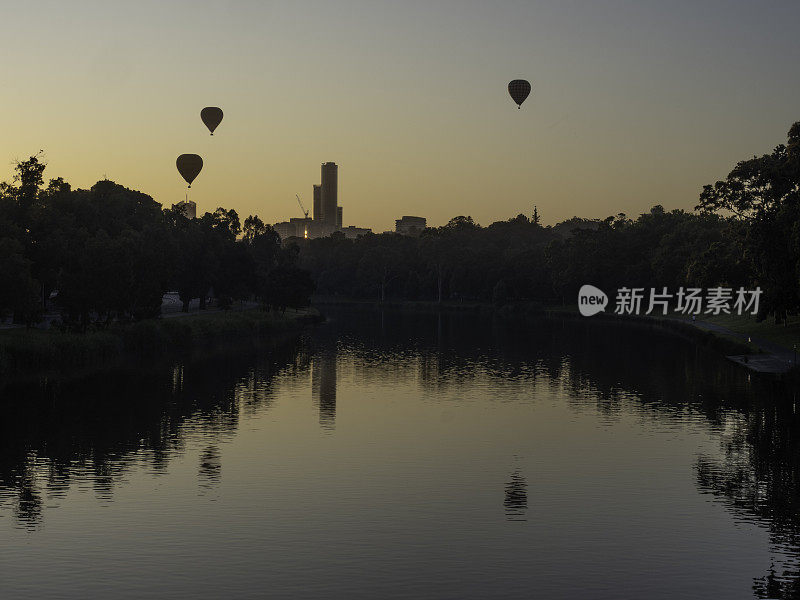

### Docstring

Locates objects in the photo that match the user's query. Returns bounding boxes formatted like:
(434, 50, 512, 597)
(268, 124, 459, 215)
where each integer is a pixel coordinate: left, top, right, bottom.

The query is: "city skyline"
(2, 1, 799, 232)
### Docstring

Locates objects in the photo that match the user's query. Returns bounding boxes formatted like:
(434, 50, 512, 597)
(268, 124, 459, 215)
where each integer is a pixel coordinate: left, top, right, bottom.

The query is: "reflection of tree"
(315, 306, 797, 598)
(753, 564, 786, 599)
(5, 305, 800, 600)
(695, 390, 800, 599)
(0, 338, 301, 528)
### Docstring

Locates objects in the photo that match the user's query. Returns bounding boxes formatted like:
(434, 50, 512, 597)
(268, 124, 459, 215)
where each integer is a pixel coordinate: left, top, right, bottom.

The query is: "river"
(1, 307, 798, 599)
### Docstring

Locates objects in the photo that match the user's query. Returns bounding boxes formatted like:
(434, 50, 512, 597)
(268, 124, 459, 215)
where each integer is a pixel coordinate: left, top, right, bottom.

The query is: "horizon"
(3, 1, 798, 232)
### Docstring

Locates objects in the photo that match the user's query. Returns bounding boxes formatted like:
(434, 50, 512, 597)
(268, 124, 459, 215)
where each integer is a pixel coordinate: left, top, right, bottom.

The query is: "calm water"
(1, 308, 799, 599)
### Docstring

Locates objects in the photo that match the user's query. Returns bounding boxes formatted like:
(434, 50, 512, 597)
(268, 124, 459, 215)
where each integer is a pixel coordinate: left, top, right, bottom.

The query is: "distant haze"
(3, 0, 798, 231)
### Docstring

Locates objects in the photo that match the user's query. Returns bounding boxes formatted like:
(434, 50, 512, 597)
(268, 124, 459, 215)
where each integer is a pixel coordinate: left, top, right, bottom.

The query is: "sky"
(2, 0, 799, 231)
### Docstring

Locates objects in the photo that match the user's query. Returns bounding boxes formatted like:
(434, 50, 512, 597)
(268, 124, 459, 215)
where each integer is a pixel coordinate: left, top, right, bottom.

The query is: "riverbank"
(312, 297, 757, 362)
(0, 308, 322, 382)
(313, 297, 800, 376)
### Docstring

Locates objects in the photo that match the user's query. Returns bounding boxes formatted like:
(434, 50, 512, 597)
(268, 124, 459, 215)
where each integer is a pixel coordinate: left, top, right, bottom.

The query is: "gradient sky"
(2, 0, 799, 231)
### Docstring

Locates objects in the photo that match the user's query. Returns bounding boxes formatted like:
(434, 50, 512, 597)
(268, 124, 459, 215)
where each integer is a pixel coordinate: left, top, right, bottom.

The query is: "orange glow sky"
(2, 1, 799, 231)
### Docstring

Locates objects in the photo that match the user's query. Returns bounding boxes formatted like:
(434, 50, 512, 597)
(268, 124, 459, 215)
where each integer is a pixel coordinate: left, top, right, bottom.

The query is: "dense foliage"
(2, 121, 797, 327)
(0, 157, 314, 329)
(300, 122, 800, 322)
(298, 209, 736, 306)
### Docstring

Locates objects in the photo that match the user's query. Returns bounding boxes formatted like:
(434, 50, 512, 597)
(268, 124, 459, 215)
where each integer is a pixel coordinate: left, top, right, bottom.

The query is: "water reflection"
(320, 308, 800, 598)
(198, 445, 222, 495)
(312, 350, 337, 430)
(695, 388, 800, 598)
(0, 338, 303, 529)
(1, 308, 799, 599)
(504, 470, 528, 521)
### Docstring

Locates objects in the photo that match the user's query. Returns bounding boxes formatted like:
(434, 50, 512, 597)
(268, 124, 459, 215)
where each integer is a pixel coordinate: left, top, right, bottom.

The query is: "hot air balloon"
(508, 80, 531, 109)
(201, 107, 223, 135)
(176, 154, 203, 188)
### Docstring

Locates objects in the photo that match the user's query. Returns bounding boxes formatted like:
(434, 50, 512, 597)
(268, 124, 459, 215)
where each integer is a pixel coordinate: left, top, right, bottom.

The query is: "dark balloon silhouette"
(176, 154, 203, 188)
(508, 80, 531, 109)
(201, 107, 223, 135)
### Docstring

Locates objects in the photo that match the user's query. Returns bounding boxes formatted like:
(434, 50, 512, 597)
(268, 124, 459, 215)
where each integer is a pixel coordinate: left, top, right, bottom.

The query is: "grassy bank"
(695, 313, 800, 353)
(496, 302, 755, 356)
(312, 296, 496, 313)
(0, 308, 321, 381)
(532, 303, 800, 353)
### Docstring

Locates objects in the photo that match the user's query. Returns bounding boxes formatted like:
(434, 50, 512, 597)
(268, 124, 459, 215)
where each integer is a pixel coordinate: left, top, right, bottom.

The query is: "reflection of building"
(395, 215, 426, 235)
(312, 351, 337, 430)
(198, 445, 222, 494)
(273, 162, 372, 241)
(173, 199, 197, 219)
(504, 471, 527, 521)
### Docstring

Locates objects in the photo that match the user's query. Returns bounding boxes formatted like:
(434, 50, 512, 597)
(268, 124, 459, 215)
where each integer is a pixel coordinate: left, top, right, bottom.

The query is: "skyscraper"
(312, 184, 321, 222)
(320, 162, 338, 226)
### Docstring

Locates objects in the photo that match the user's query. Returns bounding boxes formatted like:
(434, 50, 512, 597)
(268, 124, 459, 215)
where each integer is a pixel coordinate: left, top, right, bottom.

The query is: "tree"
(697, 121, 800, 320)
(0, 238, 41, 327)
(263, 266, 315, 312)
(10, 152, 46, 222)
(243, 215, 267, 244)
(492, 279, 509, 307)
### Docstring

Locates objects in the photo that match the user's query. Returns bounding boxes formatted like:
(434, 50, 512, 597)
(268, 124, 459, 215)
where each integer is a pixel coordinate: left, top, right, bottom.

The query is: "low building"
(273, 219, 355, 241)
(290, 217, 313, 239)
(340, 226, 371, 239)
(273, 218, 313, 240)
(395, 215, 426, 236)
(273, 221, 297, 240)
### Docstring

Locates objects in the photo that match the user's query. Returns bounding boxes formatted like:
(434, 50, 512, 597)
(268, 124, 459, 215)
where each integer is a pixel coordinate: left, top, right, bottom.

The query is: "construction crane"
(296, 194, 309, 218)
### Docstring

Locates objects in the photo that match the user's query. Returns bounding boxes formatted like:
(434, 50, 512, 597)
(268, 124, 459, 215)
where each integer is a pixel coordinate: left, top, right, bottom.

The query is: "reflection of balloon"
(508, 80, 531, 109)
(176, 154, 203, 188)
(201, 107, 223, 135)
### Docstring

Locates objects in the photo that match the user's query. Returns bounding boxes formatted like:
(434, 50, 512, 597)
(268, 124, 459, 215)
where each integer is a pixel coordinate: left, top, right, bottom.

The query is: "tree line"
(0, 156, 313, 329)
(298, 121, 800, 322)
(2, 121, 797, 328)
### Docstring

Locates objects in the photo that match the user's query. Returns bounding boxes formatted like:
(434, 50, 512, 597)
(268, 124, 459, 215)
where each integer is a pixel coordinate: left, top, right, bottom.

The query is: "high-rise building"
(320, 162, 338, 226)
(312, 184, 321, 222)
(274, 161, 366, 241)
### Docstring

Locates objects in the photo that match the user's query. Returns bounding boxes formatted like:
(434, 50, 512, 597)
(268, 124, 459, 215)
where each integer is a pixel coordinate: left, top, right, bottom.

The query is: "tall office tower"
(336, 206, 343, 228)
(320, 162, 338, 226)
(312, 185, 321, 222)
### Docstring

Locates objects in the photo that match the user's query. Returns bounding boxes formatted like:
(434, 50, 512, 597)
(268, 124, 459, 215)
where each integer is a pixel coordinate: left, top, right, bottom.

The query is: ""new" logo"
(578, 285, 608, 317)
